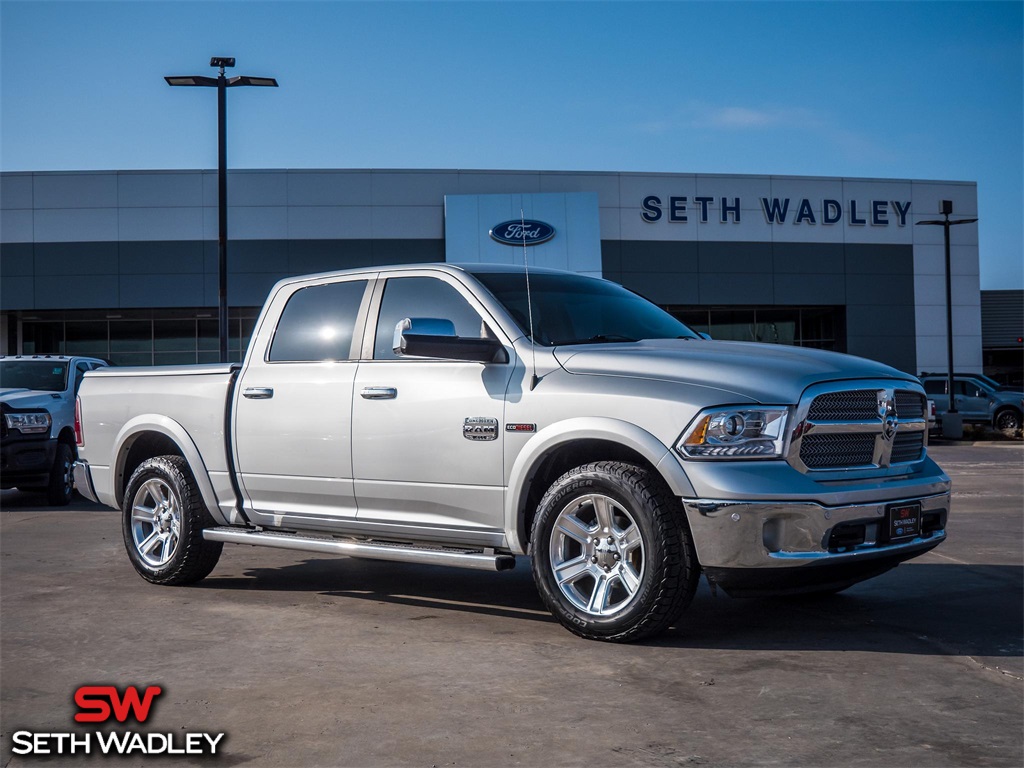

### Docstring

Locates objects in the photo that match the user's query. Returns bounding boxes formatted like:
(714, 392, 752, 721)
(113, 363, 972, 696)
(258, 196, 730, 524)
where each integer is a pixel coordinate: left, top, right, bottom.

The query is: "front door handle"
(243, 387, 274, 400)
(361, 387, 397, 400)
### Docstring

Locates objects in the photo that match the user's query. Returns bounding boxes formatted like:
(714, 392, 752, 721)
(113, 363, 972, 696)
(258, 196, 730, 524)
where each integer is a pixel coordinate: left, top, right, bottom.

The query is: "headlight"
(677, 407, 789, 459)
(4, 411, 52, 435)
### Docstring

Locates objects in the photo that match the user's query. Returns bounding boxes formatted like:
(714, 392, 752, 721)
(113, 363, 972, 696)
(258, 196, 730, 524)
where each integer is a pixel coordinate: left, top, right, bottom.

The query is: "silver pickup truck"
(75, 264, 950, 642)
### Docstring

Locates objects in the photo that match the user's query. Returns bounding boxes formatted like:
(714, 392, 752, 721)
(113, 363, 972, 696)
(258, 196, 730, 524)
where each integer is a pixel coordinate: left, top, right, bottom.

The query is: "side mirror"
(698, 332, 712, 341)
(393, 317, 508, 364)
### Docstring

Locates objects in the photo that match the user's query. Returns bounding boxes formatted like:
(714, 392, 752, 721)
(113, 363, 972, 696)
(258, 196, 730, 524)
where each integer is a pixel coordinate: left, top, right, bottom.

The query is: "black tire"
(122, 455, 222, 585)
(530, 461, 699, 642)
(994, 408, 1022, 433)
(46, 443, 75, 506)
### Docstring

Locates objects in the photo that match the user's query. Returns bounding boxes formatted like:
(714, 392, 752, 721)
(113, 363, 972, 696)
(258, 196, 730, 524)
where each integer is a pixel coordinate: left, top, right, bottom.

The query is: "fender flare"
(112, 414, 228, 525)
(504, 417, 694, 554)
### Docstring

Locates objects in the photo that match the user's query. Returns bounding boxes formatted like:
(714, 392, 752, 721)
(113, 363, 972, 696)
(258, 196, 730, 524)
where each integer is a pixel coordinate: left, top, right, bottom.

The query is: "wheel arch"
(505, 417, 694, 555)
(112, 416, 228, 525)
(56, 426, 77, 447)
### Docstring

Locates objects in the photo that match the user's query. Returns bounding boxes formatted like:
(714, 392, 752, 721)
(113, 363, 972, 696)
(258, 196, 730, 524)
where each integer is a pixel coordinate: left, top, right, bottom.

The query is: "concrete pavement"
(1, 443, 1021, 767)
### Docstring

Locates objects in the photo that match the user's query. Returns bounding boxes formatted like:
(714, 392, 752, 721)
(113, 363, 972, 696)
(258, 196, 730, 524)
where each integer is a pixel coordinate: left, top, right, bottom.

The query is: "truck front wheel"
(122, 456, 222, 585)
(530, 461, 699, 642)
(46, 443, 76, 506)
(994, 408, 1021, 433)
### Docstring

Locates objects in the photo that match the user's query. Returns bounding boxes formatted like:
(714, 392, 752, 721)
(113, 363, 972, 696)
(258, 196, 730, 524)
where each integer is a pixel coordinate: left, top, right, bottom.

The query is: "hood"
(993, 389, 1024, 402)
(554, 339, 916, 404)
(0, 389, 63, 409)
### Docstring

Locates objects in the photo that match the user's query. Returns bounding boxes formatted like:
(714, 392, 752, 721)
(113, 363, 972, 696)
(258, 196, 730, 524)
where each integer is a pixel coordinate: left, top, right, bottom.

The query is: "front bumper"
(0, 435, 57, 487)
(683, 491, 949, 597)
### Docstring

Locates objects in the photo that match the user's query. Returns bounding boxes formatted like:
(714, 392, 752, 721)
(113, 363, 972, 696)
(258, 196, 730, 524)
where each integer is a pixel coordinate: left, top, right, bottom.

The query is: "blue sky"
(2, 0, 1021, 288)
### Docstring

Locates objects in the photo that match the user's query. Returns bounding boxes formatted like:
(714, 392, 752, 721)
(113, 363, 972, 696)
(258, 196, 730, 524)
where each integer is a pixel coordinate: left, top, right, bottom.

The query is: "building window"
(21, 322, 64, 355)
(17, 309, 260, 365)
(667, 306, 845, 351)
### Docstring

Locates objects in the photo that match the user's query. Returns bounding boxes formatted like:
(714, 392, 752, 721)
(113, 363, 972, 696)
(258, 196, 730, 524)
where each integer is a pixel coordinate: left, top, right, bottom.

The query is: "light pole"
(165, 57, 278, 363)
(916, 200, 978, 437)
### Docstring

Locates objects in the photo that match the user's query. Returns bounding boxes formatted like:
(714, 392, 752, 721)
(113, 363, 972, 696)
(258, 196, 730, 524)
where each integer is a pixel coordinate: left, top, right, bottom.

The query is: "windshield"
(474, 271, 697, 346)
(972, 373, 1003, 390)
(0, 361, 70, 392)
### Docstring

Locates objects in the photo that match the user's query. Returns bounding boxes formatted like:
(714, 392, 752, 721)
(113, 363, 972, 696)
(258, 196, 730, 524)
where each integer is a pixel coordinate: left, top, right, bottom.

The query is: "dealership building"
(0, 169, 982, 375)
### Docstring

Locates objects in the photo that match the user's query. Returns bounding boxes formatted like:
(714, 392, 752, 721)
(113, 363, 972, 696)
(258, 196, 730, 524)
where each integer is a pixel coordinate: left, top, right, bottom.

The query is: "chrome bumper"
(72, 460, 100, 505)
(682, 491, 949, 570)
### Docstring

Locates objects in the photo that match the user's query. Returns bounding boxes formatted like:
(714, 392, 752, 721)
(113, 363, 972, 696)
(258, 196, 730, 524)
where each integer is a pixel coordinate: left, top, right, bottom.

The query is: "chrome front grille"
(800, 434, 876, 468)
(891, 431, 925, 464)
(807, 389, 878, 421)
(790, 382, 929, 472)
(895, 391, 926, 419)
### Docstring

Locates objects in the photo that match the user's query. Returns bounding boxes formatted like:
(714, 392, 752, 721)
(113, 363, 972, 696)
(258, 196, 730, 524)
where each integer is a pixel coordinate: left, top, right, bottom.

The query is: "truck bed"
(78, 364, 240, 524)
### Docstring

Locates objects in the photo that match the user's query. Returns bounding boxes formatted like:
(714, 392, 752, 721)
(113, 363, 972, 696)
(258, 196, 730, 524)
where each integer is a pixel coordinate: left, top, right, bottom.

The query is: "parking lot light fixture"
(164, 57, 278, 363)
(916, 200, 978, 433)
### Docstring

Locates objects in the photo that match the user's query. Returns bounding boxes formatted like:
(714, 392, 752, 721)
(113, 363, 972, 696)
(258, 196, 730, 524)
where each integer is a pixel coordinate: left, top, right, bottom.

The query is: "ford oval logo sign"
(489, 220, 555, 246)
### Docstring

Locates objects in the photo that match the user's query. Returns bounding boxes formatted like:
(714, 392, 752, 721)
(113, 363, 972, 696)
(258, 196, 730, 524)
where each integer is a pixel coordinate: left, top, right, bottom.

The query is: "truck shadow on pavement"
(0, 489, 104, 511)
(201, 558, 1023, 658)
(204, 556, 552, 623)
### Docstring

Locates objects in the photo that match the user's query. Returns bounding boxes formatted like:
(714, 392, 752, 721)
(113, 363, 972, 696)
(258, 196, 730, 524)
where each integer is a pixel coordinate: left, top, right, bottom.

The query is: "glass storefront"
(17, 309, 259, 365)
(668, 306, 845, 351)
(9, 305, 845, 364)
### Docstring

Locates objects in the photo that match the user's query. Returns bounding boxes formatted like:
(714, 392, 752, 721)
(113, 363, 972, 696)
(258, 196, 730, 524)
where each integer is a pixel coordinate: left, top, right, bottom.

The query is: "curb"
(929, 440, 1024, 448)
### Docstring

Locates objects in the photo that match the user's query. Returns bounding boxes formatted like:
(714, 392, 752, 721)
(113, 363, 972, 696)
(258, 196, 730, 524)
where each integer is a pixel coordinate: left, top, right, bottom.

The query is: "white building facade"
(0, 169, 982, 375)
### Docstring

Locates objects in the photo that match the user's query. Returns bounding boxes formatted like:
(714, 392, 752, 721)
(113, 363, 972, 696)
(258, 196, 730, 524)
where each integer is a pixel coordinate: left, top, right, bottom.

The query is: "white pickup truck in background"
(74, 264, 950, 642)
(1, 355, 107, 505)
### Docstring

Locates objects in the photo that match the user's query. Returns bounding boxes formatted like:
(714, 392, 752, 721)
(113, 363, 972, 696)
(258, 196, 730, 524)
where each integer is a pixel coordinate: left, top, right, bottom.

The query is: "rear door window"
(269, 280, 368, 362)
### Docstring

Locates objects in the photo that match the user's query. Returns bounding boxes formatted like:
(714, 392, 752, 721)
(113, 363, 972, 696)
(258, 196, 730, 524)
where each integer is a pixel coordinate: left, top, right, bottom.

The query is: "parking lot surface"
(2, 443, 1021, 767)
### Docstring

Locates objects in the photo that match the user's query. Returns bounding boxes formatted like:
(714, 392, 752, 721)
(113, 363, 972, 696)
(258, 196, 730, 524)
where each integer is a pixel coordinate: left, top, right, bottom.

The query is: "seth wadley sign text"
(640, 196, 912, 227)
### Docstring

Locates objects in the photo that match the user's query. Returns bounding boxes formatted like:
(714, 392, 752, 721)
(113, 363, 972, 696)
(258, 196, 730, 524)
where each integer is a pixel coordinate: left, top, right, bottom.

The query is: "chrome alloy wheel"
(130, 478, 182, 568)
(548, 493, 645, 616)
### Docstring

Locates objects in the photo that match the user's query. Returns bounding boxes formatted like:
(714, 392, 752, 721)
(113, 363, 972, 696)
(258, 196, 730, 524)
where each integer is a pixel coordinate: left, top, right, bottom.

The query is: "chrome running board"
(202, 526, 516, 572)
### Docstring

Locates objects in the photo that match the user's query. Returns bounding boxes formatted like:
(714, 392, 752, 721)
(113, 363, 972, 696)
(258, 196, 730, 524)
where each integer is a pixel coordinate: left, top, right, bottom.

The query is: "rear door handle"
(361, 387, 397, 400)
(243, 387, 274, 400)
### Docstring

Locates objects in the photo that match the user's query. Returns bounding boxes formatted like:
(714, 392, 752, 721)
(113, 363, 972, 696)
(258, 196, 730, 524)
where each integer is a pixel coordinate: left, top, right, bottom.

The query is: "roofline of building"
(0, 168, 979, 186)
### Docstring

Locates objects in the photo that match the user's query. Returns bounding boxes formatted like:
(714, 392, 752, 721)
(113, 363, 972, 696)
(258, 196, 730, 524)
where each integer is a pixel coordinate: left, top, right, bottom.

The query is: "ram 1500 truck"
(74, 264, 950, 642)
(1, 355, 108, 505)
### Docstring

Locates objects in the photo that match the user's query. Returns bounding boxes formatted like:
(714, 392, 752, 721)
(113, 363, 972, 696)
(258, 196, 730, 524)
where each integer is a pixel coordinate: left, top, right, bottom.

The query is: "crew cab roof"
(270, 262, 574, 288)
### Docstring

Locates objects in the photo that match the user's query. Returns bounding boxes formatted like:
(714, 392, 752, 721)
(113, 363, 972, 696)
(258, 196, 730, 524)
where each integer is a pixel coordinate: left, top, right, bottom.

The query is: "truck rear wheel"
(122, 456, 222, 585)
(530, 461, 699, 642)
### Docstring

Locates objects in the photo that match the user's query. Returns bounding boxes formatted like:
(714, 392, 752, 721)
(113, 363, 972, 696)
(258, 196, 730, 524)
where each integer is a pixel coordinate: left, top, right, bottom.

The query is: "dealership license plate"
(888, 502, 921, 540)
